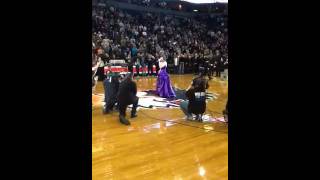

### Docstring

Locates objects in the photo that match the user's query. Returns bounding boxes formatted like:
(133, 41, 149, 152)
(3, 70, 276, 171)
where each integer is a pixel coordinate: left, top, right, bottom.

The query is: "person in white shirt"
(173, 53, 179, 74)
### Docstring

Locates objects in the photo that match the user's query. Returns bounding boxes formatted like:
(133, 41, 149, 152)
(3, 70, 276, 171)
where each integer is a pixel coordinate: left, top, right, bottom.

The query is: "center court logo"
(92, 88, 218, 110)
(92, 89, 226, 123)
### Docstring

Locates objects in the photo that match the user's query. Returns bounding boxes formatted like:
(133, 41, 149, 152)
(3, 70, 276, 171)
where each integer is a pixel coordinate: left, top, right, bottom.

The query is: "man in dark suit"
(209, 56, 215, 78)
(103, 73, 120, 114)
(203, 56, 212, 80)
(214, 50, 222, 77)
(146, 53, 155, 76)
(117, 73, 139, 125)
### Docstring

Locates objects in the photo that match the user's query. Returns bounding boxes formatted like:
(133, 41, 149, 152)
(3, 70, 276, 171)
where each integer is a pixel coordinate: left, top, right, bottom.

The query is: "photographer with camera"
(179, 68, 209, 121)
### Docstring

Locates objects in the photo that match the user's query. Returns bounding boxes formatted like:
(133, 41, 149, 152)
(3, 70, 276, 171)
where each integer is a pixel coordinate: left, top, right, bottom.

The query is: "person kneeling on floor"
(117, 73, 139, 125)
(180, 69, 209, 121)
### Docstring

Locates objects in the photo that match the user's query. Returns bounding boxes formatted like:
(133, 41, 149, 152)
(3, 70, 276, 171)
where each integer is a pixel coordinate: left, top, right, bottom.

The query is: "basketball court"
(92, 74, 228, 179)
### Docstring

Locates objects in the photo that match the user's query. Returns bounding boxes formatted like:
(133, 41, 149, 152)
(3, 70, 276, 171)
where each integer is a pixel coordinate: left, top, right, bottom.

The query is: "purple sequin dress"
(156, 65, 176, 98)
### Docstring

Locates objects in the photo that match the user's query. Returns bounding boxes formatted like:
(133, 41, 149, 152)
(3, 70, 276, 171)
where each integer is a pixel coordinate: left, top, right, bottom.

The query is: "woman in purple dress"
(156, 57, 176, 98)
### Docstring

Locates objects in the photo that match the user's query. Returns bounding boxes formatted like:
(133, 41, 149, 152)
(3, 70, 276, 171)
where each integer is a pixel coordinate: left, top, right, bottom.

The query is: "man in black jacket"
(146, 53, 155, 76)
(103, 72, 120, 114)
(203, 56, 212, 80)
(117, 73, 139, 125)
(214, 50, 222, 77)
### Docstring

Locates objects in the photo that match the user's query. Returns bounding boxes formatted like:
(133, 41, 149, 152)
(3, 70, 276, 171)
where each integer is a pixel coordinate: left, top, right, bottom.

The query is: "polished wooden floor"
(92, 74, 228, 180)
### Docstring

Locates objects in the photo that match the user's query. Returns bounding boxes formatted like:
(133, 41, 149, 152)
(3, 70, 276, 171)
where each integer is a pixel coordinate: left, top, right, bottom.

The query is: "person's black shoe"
(119, 116, 130, 125)
(195, 115, 203, 122)
(131, 114, 137, 118)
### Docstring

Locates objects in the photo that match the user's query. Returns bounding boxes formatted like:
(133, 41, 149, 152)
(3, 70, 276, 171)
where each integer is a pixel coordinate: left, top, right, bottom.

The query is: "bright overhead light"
(193, 9, 198, 12)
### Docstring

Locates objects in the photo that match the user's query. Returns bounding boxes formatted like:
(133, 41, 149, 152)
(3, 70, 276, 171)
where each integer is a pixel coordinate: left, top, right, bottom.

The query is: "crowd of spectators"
(92, 3, 228, 79)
